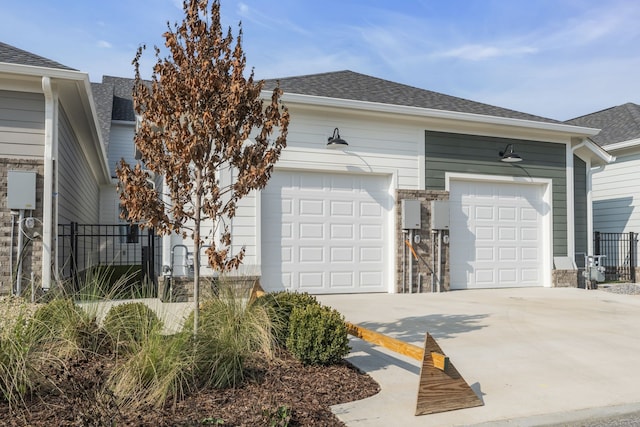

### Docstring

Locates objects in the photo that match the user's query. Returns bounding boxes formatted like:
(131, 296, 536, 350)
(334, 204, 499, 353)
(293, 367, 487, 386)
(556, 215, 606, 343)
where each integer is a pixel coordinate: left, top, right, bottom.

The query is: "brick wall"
(0, 159, 45, 295)
(396, 190, 450, 293)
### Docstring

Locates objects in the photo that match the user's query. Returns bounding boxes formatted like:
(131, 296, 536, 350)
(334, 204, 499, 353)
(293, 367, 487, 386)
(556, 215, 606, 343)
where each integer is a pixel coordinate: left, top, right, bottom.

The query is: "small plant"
(201, 416, 225, 425)
(286, 304, 350, 366)
(0, 300, 40, 408)
(186, 280, 275, 389)
(31, 297, 101, 358)
(262, 404, 291, 427)
(259, 291, 320, 347)
(102, 302, 163, 354)
(108, 329, 195, 409)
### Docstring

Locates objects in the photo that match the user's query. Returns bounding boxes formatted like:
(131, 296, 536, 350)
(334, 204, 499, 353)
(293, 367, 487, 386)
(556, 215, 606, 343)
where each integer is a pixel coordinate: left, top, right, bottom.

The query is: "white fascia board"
(603, 137, 640, 152)
(0, 62, 88, 81)
(263, 90, 601, 138)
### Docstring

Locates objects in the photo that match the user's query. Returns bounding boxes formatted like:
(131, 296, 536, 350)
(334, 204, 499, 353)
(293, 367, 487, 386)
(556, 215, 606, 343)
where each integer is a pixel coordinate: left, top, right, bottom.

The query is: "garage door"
(261, 170, 391, 294)
(449, 179, 546, 289)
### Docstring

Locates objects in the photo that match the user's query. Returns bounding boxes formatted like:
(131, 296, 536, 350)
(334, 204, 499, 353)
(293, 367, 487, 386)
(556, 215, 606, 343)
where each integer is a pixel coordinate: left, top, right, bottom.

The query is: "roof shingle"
(263, 70, 559, 124)
(565, 103, 640, 146)
(0, 41, 76, 71)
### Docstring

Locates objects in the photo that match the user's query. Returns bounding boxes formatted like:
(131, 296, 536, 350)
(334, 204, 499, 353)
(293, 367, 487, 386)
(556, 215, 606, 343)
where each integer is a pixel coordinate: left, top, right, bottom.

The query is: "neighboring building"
(0, 42, 110, 294)
(566, 103, 640, 234)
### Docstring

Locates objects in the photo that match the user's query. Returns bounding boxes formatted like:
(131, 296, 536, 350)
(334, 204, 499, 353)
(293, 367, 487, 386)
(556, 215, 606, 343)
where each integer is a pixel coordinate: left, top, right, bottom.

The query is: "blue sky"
(1, 0, 638, 120)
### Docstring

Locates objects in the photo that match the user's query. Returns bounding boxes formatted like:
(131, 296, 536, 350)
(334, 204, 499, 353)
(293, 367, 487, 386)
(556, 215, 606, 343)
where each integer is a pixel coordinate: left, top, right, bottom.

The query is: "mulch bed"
(0, 351, 380, 426)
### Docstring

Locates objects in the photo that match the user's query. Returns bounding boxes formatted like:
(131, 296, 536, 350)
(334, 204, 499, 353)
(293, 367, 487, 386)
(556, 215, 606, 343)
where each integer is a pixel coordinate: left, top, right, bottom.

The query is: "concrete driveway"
(317, 288, 640, 426)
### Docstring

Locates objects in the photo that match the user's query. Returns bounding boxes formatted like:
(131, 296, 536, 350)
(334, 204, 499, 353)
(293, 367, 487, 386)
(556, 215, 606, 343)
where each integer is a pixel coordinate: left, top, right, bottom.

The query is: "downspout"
(585, 158, 593, 256)
(566, 144, 575, 260)
(41, 77, 57, 290)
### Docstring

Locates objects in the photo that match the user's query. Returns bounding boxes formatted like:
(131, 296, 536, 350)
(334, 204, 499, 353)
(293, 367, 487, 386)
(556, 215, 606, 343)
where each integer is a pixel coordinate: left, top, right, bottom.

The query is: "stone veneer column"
(395, 190, 450, 293)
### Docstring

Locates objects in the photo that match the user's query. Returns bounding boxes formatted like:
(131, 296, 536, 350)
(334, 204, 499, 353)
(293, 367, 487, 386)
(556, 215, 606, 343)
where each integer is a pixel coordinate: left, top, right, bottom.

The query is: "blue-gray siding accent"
(425, 131, 568, 256)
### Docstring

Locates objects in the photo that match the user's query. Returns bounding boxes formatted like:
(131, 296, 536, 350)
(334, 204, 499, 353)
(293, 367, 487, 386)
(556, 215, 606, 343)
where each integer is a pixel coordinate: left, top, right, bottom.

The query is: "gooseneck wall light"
(326, 127, 348, 149)
(499, 144, 523, 162)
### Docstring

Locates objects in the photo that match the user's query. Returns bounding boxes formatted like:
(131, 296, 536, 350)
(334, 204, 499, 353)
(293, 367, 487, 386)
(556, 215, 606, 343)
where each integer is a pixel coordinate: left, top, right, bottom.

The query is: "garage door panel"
(330, 247, 353, 262)
(451, 179, 546, 289)
(330, 224, 353, 239)
(262, 170, 389, 294)
(331, 200, 353, 216)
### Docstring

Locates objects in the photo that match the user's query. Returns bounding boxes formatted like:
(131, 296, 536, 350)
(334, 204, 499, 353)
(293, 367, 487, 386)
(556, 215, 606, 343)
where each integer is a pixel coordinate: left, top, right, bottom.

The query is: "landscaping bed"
(0, 351, 379, 426)
(0, 291, 380, 426)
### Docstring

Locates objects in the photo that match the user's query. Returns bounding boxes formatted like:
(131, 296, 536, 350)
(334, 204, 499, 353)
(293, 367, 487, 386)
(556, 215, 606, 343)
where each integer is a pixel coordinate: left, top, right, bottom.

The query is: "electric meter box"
(7, 171, 36, 210)
(401, 199, 421, 229)
(430, 200, 450, 230)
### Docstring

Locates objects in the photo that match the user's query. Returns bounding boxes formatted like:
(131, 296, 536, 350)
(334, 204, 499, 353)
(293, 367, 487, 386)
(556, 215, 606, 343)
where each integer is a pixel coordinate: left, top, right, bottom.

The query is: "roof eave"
(602, 137, 640, 152)
(0, 61, 111, 184)
(573, 139, 615, 166)
(265, 91, 601, 138)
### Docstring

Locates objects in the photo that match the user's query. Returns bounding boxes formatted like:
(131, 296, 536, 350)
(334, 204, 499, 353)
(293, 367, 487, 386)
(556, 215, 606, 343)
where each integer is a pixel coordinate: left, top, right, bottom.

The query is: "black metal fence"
(594, 231, 638, 283)
(57, 223, 162, 291)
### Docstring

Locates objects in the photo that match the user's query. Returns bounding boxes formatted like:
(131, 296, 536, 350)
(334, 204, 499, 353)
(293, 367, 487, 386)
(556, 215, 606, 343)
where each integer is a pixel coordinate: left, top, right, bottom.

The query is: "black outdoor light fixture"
(499, 144, 523, 162)
(327, 127, 349, 149)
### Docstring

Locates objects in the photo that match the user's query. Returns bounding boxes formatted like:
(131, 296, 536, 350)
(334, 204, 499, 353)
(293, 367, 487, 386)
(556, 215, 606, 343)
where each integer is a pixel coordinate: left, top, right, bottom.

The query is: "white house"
(93, 70, 612, 294)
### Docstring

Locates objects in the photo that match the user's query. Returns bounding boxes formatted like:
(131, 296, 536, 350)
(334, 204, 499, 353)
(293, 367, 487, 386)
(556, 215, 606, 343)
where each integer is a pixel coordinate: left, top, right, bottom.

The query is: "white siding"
(0, 90, 44, 158)
(238, 105, 422, 274)
(57, 107, 100, 224)
(592, 153, 640, 233)
(107, 123, 136, 177)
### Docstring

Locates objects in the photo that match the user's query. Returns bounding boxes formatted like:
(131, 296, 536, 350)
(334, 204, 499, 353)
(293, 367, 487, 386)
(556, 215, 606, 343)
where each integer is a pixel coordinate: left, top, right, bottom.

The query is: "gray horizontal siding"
(0, 90, 44, 158)
(573, 156, 587, 256)
(425, 131, 568, 256)
(57, 106, 99, 224)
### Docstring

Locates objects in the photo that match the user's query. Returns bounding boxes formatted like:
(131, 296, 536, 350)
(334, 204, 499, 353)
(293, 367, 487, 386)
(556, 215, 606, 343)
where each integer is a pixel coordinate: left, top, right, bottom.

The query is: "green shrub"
(286, 304, 350, 366)
(31, 298, 101, 358)
(186, 282, 275, 389)
(102, 302, 163, 353)
(259, 291, 320, 347)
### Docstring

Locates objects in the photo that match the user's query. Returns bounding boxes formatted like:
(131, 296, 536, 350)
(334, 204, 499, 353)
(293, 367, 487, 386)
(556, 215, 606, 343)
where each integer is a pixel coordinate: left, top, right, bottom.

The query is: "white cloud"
(238, 2, 250, 16)
(436, 44, 538, 61)
(97, 40, 112, 49)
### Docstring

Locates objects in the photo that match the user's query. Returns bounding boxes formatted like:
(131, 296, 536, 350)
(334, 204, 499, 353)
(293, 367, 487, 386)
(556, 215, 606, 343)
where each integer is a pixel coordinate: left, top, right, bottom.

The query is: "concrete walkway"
(317, 288, 640, 426)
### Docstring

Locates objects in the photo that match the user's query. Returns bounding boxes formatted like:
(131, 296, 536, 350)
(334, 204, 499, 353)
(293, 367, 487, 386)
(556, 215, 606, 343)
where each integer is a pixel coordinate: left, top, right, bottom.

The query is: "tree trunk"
(193, 172, 202, 336)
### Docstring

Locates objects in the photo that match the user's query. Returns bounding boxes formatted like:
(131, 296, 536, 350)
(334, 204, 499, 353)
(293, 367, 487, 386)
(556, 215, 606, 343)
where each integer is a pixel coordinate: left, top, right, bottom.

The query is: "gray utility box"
(7, 171, 37, 210)
(401, 199, 421, 229)
(430, 200, 450, 230)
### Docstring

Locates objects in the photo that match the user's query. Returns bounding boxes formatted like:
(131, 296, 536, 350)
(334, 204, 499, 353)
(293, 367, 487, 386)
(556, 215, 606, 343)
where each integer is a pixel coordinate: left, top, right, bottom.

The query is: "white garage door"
(261, 170, 391, 294)
(449, 179, 546, 289)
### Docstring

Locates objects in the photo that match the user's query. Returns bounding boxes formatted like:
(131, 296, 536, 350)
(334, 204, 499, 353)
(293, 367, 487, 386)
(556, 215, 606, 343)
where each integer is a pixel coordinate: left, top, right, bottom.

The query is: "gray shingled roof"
(565, 103, 640, 146)
(263, 70, 560, 124)
(90, 76, 139, 155)
(0, 41, 76, 71)
(91, 70, 564, 130)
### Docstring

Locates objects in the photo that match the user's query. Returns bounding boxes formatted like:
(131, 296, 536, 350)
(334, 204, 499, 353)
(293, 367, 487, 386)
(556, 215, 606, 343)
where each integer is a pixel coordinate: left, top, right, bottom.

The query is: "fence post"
(594, 231, 601, 256)
(70, 222, 78, 291)
(631, 232, 637, 283)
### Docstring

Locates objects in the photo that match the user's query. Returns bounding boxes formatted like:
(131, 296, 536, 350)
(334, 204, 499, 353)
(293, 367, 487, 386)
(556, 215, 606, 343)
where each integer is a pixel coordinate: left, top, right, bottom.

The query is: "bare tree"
(116, 0, 290, 334)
